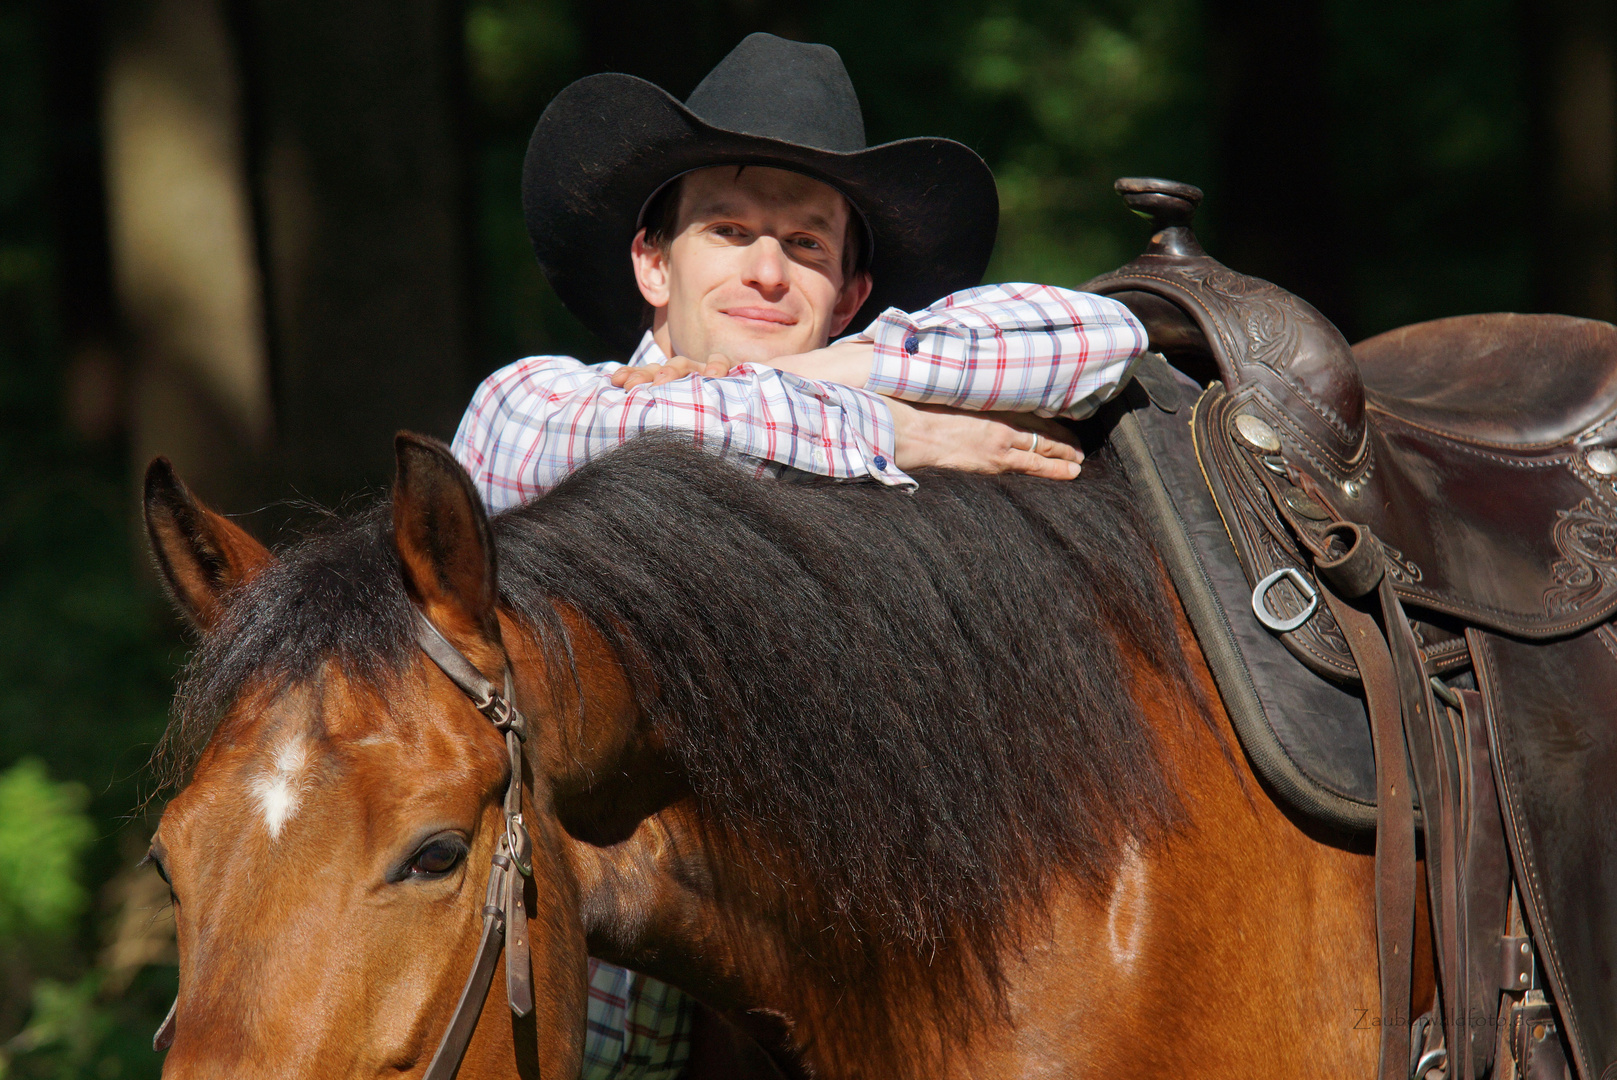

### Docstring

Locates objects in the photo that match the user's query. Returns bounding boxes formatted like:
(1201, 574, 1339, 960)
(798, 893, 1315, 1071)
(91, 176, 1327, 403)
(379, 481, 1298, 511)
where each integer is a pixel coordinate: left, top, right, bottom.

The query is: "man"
(452, 32, 1148, 1080)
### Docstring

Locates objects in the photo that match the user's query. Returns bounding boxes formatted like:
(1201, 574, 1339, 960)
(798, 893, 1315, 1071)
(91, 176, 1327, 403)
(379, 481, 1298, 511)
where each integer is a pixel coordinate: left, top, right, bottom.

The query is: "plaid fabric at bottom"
(581, 959, 695, 1079)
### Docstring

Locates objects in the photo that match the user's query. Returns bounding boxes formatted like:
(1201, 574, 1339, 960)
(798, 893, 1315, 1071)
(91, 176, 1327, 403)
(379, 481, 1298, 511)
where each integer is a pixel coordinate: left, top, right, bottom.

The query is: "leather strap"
(1315, 521, 1384, 600)
(423, 876, 508, 1080)
(412, 608, 536, 1080)
(1318, 574, 1416, 1080)
(414, 610, 529, 742)
(1247, 464, 1416, 1080)
(1382, 584, 1464, 1073)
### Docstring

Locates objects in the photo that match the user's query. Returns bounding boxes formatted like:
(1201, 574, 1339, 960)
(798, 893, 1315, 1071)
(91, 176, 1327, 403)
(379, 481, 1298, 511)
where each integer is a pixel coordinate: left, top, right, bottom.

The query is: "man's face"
(631, 165, 872, 366)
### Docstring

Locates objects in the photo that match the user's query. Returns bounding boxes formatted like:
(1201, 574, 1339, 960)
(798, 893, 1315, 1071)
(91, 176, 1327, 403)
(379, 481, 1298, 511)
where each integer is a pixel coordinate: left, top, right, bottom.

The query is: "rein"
(412, 608, 536, 1080)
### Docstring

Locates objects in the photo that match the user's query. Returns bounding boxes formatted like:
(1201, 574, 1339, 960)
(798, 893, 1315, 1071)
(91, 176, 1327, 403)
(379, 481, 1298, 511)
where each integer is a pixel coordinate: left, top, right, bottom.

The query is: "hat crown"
(684, 33, 866, 154)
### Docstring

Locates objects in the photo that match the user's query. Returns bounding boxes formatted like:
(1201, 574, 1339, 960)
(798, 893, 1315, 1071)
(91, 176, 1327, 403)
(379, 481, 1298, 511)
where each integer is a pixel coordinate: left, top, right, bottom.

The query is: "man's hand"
(609, 354, 734, 390)
(886, 399, 1083, 480)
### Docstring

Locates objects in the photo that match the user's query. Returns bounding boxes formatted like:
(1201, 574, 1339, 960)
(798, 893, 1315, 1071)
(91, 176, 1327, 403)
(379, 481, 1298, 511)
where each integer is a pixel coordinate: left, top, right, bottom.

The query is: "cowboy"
(451, 31, 1148, 1079)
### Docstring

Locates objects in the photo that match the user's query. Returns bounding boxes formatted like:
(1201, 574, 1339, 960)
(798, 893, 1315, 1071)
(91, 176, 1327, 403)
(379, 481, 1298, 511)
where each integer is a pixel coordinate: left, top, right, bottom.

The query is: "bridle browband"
(412, 608, 536, 1080)
(151, 609, 539, 1077)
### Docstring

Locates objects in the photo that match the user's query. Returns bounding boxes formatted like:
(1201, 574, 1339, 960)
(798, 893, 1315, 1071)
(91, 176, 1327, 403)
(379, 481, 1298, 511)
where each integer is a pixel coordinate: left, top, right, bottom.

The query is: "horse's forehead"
(170, 666, 496, 846)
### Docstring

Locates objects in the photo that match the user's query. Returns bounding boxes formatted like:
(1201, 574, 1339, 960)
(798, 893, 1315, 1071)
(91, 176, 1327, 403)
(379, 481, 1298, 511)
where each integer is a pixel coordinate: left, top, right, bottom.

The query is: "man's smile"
(721, 306, 798, 327)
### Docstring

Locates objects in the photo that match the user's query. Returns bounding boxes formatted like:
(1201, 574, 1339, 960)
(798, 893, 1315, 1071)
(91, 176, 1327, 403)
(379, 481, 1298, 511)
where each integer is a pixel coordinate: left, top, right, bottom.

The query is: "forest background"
(0, 0, 1612, 1075)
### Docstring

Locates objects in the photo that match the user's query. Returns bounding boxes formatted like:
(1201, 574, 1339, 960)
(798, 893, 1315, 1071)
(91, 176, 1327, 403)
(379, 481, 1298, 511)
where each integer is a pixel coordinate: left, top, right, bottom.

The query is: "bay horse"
(142, 430, 1413, 1078)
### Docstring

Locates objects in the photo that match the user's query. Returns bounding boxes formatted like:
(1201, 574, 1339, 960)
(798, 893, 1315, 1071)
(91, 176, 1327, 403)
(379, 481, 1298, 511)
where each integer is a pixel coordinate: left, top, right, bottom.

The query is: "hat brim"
(522, 73, 1000, 355)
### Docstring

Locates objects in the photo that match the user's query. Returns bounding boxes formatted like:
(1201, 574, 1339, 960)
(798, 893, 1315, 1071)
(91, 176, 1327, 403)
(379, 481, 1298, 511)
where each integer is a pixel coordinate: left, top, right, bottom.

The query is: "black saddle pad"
(1109, 361, 1377, 831)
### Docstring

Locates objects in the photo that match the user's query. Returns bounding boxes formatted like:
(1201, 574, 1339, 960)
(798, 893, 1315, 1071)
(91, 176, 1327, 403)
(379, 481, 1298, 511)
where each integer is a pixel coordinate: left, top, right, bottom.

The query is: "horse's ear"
(144, 457, 274, 632)
(392, 432, 500, 642)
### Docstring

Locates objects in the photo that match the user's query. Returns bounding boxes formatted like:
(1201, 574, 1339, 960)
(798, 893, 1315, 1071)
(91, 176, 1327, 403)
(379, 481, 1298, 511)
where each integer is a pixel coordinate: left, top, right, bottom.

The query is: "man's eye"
(408, 837, 467, 877)
(794, 236, 822, 250)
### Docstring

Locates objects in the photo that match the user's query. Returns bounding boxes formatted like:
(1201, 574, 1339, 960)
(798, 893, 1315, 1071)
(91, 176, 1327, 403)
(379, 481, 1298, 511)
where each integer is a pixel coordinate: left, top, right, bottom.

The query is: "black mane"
(168, 435, 1195, 960)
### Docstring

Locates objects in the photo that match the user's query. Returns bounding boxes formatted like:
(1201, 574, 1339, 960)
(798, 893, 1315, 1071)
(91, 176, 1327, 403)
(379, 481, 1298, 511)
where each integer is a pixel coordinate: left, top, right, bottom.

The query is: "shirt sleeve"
(451, 355, 911, 512)
(859, 283, 1148, 419)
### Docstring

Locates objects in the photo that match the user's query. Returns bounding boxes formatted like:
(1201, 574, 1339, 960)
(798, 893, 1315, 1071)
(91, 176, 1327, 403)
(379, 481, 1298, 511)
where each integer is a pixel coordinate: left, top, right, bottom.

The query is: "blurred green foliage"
(0, 756, 166, 1080)
(0, 762, 93, 943)
(823, 0, 1208, 286)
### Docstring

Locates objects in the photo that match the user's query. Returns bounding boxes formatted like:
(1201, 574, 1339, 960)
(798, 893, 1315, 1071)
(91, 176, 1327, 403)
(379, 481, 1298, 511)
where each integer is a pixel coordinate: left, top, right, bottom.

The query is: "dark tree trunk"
(1525, 0, 1617, 322)
(1204, 0, 1354, 339)
(238, 0, 476, 505)
(45, 0, 123, 443)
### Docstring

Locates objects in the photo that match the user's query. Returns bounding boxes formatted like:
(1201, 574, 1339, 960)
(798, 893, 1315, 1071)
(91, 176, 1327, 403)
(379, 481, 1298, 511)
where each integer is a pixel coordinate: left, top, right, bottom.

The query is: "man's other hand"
(887, 399, 1082, 480)
(610, 354, 734, 390)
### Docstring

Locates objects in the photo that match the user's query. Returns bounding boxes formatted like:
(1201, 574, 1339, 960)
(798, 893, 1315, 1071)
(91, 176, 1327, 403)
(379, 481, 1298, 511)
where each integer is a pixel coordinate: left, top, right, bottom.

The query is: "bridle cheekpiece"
(412, 607, 536, 1080)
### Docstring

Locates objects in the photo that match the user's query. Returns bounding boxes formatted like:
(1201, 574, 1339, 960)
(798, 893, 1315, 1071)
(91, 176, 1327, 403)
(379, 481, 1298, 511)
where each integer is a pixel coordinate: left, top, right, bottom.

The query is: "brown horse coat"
(143, 434, 1419, 1078)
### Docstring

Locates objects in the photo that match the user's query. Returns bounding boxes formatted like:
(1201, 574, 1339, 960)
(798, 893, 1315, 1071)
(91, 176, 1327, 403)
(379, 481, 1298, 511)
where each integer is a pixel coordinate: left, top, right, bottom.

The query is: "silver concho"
(1233, 413, 1280, 454)
(1586, 448, 1617, 477)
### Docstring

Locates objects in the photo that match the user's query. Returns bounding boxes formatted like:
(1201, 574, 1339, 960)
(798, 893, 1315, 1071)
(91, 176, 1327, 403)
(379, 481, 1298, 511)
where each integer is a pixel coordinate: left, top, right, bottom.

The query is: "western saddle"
(1090, 177, 1617, 1080)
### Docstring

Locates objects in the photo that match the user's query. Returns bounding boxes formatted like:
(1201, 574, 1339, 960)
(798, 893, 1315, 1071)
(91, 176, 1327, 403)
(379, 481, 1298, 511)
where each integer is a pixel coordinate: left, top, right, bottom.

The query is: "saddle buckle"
(1251, 566, 1319, 633)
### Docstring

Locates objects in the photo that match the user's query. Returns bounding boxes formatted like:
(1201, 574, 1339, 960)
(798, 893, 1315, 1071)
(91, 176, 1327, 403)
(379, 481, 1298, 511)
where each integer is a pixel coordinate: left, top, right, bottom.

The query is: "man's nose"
(741, 235, 790, 299)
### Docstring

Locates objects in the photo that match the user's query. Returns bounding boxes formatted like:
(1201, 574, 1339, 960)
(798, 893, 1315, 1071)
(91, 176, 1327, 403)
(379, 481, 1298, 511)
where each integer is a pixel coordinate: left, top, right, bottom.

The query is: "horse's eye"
(142, 849, 171, 886)
(408, 837, 466, 877)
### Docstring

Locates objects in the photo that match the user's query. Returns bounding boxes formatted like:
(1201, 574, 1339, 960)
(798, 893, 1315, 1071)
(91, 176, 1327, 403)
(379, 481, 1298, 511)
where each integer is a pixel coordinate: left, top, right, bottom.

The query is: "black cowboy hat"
(522, 32, 1000, 354)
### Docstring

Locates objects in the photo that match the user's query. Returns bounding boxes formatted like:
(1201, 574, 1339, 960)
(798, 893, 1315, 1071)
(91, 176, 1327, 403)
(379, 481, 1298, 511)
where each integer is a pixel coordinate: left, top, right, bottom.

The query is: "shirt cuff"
(860, 307, 944, 402)
(807, 377, 915, 489)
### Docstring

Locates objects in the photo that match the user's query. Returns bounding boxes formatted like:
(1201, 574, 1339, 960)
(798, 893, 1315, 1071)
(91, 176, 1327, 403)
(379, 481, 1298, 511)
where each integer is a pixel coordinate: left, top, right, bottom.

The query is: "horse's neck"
(527, 598, 1384, 1078)
(514, 609, 964, 1071)
(563, 799, 979, 1075)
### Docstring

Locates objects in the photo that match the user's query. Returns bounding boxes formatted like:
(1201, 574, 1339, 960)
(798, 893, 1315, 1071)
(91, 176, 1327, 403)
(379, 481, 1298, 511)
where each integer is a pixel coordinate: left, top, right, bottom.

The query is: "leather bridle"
(412, 608, 536, 1080)
(151, 609, 540, 1076)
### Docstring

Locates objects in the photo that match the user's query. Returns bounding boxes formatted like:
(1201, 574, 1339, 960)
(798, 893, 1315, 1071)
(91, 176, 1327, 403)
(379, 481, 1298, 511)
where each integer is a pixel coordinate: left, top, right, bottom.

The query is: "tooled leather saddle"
(1089, 178, 1617, 1080)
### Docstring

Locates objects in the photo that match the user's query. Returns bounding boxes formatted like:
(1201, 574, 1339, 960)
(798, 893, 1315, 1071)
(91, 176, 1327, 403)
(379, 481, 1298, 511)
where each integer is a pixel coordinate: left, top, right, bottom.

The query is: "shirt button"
(873, 455, 888, 470)
(903, 334, 920, 354)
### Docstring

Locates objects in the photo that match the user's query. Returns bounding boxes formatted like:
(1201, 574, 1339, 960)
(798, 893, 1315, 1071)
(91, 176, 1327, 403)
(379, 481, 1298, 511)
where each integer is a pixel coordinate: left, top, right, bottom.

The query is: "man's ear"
(391, 432, 501, 645)
(829, 269, 874, 337)
(144, 458, 274, 632)
(630, 228, 672, 309)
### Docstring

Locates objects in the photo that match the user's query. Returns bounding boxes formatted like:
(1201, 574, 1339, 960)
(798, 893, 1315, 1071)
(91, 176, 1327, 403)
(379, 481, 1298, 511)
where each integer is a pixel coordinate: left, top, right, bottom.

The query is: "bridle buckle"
(481, 693, 528, 741)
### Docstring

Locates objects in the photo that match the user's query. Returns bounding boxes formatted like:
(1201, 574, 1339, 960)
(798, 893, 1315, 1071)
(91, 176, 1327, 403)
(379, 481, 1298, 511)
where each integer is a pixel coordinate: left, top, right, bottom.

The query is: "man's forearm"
(863, 284, 1148, 418)
(762, 338, 875, 389)
(453, 353, 912, 509)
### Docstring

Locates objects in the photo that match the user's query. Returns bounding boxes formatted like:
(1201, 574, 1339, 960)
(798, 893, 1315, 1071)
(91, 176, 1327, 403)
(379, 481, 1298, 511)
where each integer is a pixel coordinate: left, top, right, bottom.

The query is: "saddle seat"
(1356, 313, 1617, 449)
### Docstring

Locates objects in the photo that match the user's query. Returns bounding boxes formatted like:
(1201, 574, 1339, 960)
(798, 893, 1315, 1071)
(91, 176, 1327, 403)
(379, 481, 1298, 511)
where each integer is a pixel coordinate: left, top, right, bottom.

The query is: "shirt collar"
(629, 331, 667, 367)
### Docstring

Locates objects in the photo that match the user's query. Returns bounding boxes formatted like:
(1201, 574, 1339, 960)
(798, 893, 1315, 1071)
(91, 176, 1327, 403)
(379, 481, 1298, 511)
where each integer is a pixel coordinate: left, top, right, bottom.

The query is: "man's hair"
(640, 168, 871, 283)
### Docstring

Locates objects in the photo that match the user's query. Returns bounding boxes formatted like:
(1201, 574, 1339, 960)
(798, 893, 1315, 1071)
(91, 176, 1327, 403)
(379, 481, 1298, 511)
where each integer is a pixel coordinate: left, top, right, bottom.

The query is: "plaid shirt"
(453, 284, 1147, 512)
(580, 959, 695, 1078)
(452, 283, 1146, 1078)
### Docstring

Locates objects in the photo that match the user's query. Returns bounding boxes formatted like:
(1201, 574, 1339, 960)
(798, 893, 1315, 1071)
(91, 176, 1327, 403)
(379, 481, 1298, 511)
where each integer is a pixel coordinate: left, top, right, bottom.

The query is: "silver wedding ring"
(1028, 433, 1040, 455)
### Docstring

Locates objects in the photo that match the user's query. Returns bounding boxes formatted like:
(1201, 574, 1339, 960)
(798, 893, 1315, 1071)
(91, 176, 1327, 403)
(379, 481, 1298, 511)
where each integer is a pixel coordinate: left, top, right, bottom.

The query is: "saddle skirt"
(1088, 177, 1617, 1080)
